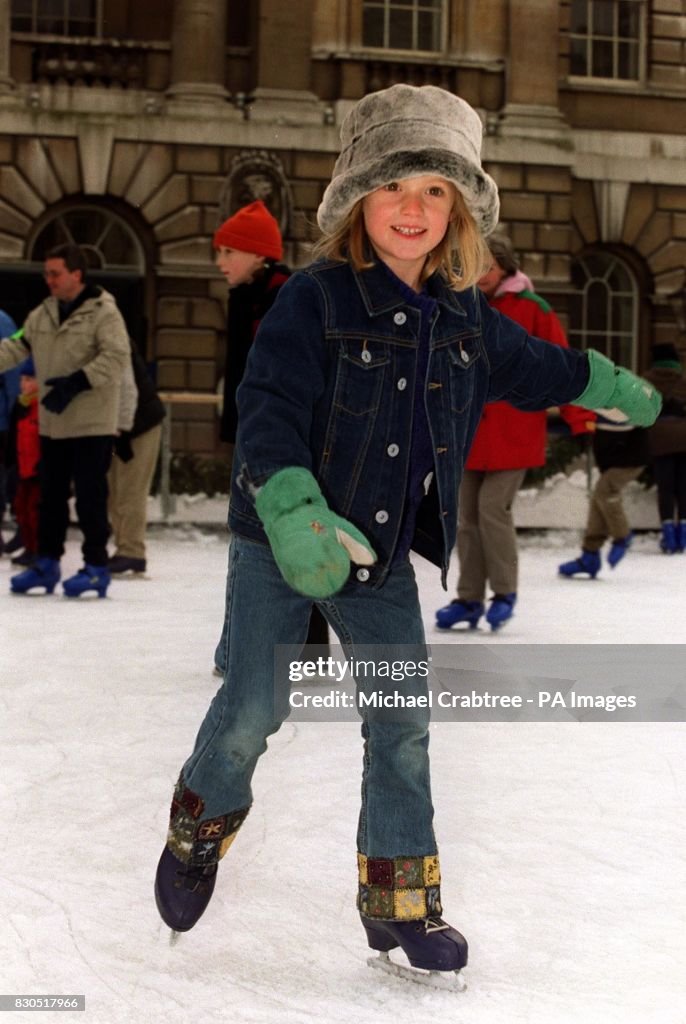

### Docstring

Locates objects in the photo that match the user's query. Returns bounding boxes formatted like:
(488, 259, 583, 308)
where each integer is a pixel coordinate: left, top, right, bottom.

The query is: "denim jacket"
(229, 259, 589, 588)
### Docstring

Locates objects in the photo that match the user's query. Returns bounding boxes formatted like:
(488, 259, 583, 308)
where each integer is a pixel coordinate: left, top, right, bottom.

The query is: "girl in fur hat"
(155, 84, 660, 982)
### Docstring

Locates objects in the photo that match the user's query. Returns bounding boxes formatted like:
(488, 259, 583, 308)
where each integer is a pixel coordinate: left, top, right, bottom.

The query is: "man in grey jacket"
(0, 244, 130, 597)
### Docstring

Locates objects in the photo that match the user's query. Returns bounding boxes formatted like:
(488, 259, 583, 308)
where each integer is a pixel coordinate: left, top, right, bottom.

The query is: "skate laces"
(176, 862, 217, 892)
(423, 916, 450, 934)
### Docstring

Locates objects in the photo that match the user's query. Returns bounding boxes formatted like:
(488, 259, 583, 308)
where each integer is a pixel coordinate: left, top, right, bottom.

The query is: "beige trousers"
(456, 468, 526, 602)
(108, 424, 162, 560)
(583, 466, 643, 551)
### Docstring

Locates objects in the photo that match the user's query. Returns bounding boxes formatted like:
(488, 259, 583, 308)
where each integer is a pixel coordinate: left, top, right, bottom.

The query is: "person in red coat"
(12, 360, 41, 564)
(436, 235, 594, 630)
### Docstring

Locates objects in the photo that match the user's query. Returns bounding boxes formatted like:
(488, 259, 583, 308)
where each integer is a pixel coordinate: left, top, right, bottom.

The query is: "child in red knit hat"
(212, 199, 329, 677)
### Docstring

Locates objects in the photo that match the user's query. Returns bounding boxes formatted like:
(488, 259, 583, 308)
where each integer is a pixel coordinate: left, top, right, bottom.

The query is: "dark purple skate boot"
(155, 846, 217, 934)
(361, 914, 468, 989)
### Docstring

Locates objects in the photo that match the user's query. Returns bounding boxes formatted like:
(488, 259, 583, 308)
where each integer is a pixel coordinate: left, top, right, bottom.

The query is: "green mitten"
(255, 467, 376, 598)
(572, 350, 662, 427)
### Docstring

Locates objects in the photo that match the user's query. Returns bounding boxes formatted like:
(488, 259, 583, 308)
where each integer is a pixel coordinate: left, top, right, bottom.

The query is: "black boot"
(154, 846, 218, 932)
(361, 914, 468, 971)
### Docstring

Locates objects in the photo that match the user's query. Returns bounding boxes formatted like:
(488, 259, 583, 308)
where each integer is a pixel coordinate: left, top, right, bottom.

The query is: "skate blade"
(367, 951, 467, 992)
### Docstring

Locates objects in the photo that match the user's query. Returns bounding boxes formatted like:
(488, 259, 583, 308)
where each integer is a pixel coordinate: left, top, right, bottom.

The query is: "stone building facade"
(0, 0, 684, 455)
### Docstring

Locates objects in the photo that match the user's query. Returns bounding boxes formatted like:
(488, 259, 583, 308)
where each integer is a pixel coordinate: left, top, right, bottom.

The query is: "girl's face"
(362, 175, 456, 290)
(215, 246, 265, 288)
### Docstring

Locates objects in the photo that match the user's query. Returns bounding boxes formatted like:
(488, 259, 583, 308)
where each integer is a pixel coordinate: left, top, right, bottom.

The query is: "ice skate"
(485, 592, 516, 631)
(558, 549, 601, 578)
(63, 564, 111, 598)
(362, 914, 467, 991)
(155, 845, 218, 942)
(435, 599, 484, 630)
(660, 522, 678, 554)
(607, 533, 633, 568)
(108, 555, 147, 576)
(10, 556, 60, 595)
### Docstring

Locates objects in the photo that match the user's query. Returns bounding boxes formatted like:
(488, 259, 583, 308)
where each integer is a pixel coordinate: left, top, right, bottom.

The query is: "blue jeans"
(178, 535, 436, 862)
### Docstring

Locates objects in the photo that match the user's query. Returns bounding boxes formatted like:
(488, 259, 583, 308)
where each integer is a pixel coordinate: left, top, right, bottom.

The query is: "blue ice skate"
(10, 556, 60, 595)
(435, 599, 484, 630)
(63, 564, 111, 598)
(607, 533, 633, 568)
(660, 522, 678, 554)
(558, 549, 601, 579)
(485, 592, 516, 631)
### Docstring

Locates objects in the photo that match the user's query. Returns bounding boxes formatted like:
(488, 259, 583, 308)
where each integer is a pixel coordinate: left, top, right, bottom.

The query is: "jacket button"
(361, 349, 372, 363)
(393, 311, 407, 325)
(375, 510, 389, 524)
(386, 443, 399, 457)
(397, 378, 407, 390)
(460, 349, 469, 363)
(356, 568, 370, 582)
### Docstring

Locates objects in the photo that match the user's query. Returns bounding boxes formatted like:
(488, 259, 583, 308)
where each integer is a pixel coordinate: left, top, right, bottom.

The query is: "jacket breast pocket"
(333, 342, 390, 417)
(447, 336, 480, 414)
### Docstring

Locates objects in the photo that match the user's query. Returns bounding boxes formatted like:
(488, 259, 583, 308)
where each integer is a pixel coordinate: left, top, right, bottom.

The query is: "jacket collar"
(353, 260, 467, 318)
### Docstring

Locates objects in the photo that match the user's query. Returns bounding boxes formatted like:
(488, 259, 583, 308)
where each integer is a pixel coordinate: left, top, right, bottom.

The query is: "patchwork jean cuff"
(357, 852, 442, 920)
(166, 774, 250, 867)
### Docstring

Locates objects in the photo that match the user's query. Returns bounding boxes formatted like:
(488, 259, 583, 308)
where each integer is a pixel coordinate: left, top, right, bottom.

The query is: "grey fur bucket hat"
(317, 83, 499, 236)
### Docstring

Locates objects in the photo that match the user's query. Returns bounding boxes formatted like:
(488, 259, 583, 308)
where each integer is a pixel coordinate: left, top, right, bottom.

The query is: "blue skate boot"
(558, 549, 601, 579)
(362, 914, 468, 984)
(660, 522, 678, 554)
(678, 521, 686, 553)
(485, 592, 516, 631)
(10, 556, 60, 595)
(63, 564, 111, 598)
(435, 599, 484, 630)
(607, 533, 633, 568)
(155, 845, 218, 933)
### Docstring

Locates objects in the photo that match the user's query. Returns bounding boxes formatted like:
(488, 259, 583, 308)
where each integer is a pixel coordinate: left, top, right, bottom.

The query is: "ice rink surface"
(1, 528, 684, 1024)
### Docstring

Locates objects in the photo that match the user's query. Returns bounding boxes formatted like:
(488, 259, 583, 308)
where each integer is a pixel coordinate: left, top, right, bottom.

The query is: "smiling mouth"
(392, 226, 426, 237)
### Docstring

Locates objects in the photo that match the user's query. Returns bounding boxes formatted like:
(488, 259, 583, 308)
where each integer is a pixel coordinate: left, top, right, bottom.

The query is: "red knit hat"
(213, 200, 283, 260)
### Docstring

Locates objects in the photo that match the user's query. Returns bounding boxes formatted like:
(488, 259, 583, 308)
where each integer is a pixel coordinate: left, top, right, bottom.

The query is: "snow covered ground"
(1, 525, 685, 1024)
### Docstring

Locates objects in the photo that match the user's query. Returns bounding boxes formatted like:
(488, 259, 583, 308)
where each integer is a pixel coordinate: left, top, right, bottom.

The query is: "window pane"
(618, 41, 638, 78)
(587, 281, 609, 331)
(618, 1, 640, 38)
(388, 9, 413, 49)
(592, 0, 614, 36)
(392, 0, 413, 6)
(363, 6, 385, 47)
(607, 260, 632, 291)
(570, 0, 588, 33)
(417, 10, 440, 50)
(592, 38, 614, 76)
(612, 296, 633, 333)
(569, 37, 588, 75)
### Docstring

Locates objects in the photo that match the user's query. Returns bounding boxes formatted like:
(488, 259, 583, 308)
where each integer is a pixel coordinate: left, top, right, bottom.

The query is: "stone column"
(0, 0, 16, 93)
(499, 0, 567, 136)
(249, 0, 323, 125)
(167, 0, 229, 104)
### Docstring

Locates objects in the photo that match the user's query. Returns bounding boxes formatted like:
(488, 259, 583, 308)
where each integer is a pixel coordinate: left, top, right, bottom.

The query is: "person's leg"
(72, 436, 114, 566)
(323, 563, 436, 900)
(652, 455, 677, 523)
(478, 468, 526, 597)
(456, 470, 486, 601)
(37, 437, 72, 559)
(110, 424, 161, 561)
(168, 536, 313, 858)
(595, 466, 641, 541)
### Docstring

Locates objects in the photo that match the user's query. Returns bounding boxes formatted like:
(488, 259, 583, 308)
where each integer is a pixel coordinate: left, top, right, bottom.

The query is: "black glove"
(41, 370, 90, 414)
(114, 432, 134, 463)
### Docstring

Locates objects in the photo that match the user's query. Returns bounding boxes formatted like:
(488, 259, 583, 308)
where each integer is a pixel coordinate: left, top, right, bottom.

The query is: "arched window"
(569, 250, 639, 370)
(30, 206, 144, 272)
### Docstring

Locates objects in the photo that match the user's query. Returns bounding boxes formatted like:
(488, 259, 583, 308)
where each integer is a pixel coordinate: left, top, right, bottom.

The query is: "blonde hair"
(312, 187, 491, 290)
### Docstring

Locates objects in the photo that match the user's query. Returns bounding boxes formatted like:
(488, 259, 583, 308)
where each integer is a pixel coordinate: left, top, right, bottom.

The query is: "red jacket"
(16, 394, 40, 479)
(466, 287, 593, 471)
